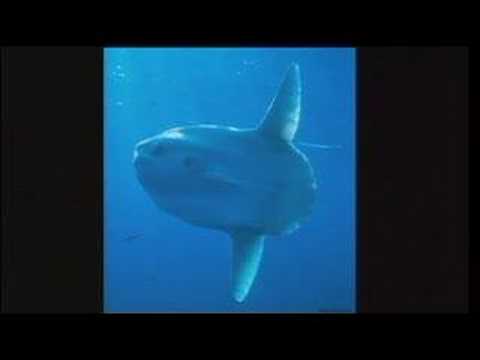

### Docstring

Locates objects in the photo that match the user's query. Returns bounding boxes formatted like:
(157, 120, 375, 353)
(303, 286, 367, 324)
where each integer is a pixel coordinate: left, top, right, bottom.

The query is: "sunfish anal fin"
(231, 229, 265, 303)
(257, 63, 301, 143)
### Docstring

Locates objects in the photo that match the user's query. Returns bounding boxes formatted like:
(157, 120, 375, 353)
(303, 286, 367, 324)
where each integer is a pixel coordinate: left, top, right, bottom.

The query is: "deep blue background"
(104, 48, 356, 313)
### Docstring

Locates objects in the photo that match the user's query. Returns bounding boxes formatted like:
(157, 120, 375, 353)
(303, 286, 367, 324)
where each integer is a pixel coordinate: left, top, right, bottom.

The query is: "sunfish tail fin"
(230, 229, 265, 303)
(257, 63, 301, 142)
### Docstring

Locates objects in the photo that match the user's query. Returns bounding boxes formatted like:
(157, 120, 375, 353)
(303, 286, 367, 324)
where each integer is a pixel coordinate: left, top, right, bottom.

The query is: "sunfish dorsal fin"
(231, 229, 265, 303)
(257, 63, 301, 142)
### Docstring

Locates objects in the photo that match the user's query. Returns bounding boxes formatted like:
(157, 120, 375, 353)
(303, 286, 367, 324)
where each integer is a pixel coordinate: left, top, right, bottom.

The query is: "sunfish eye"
(151, 145, 165, 157)
(183, 156, 205, 172)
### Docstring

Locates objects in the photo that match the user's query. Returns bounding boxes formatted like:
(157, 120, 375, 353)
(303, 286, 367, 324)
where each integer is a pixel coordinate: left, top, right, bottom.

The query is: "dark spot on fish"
(152, 144, 166, 157)
(183, 156, 207, 173)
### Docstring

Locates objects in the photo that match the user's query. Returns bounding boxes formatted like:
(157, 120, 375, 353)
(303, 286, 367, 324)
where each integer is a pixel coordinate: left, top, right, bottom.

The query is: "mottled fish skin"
(134, 126, 315, 235)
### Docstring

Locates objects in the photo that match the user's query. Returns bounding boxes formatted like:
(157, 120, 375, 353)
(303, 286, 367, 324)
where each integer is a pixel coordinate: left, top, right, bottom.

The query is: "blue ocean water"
(104, 48, 356, 313)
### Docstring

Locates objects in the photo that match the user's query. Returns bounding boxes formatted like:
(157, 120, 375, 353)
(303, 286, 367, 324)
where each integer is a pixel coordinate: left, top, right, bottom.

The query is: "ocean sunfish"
(133, 63, 317, 303)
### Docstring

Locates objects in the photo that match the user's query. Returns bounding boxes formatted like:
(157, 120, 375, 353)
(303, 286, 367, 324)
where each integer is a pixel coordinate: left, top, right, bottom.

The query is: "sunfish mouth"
(133, 154, 149, 169)
(132, 148, 140, 164)
(132, 148, 159, 177)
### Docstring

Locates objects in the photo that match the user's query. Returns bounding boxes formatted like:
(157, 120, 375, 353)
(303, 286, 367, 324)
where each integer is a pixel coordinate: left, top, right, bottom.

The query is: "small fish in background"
(123, 233, 143, 243)
(296, 142, 342, 150)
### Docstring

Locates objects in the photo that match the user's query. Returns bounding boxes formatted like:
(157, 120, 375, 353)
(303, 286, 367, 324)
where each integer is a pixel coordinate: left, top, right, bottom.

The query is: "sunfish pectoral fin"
(230, 229, 265, 303)
(257, 62, 301, 143)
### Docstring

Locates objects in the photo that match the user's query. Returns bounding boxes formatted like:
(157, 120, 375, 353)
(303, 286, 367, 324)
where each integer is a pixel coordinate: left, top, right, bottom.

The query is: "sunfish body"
(133, 63, 317, 302)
